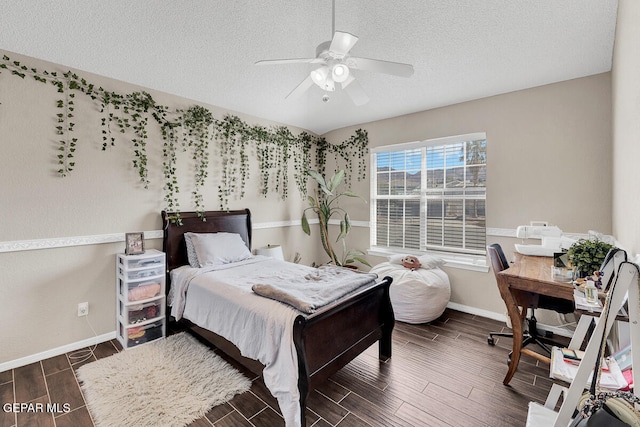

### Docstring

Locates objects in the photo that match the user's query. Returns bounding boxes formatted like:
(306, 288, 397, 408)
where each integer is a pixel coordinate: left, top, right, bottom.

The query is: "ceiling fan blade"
(285, 75, 314, 99)
(347, 57, 414, 77)
(342, 77, 369, 106)
(329, 31, 358, 57)
(255, 58, 318, 65)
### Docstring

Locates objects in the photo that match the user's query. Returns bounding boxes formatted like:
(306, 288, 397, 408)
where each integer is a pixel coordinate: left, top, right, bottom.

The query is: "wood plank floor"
(0, 309, 570, 427)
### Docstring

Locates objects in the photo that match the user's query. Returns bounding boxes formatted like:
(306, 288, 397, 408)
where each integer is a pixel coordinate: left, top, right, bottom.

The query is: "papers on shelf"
(561, 347, 586, 363)
(573, 288, 602, 312)
(550, 346, 628, 390)
(573, 288, 628, 316)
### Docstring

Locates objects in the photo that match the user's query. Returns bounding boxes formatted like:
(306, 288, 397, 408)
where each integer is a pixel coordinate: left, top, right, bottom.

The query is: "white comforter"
(169, 256, 356, 427)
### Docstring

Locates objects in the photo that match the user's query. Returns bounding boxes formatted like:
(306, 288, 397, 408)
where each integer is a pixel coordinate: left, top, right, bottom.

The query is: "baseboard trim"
(447, 301, 506, 322)
(446, 302, 573, 338)
(0, 331, 116, 372)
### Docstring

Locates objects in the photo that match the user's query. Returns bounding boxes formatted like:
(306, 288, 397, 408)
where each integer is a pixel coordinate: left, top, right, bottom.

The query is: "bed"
(161, 209, 394, 427)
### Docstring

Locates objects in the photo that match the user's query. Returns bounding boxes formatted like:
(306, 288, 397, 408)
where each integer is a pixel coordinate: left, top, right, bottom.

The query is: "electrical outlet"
(77, 302, 89, 317)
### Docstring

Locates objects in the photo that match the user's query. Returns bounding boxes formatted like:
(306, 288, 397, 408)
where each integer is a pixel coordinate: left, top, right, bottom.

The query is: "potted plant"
(567, 238, 615, 278)
(301, 170, 370, 267)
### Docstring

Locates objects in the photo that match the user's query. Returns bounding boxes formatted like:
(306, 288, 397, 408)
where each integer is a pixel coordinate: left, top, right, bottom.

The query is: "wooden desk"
(496, 253, 575, 385)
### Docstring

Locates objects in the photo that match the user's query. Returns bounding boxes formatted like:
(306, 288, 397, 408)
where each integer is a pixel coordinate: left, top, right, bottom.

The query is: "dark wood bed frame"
(161, 209, 394, 427)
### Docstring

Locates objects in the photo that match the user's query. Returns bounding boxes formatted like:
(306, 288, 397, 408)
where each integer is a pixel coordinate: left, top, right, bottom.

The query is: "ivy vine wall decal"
(0, 53, 369, 222)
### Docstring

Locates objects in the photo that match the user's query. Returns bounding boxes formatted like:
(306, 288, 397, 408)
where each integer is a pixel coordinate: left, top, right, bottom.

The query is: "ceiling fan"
(255, 1, 414, 105)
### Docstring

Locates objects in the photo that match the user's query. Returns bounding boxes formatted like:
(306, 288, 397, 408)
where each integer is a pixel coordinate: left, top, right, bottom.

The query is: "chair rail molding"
(0, 220, 307, 253)
(0, 231, 165, 253)
(0, 225, 591, 253)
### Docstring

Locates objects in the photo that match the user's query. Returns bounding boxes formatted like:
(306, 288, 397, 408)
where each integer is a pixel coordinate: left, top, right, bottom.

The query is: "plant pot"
(575, 270, 591, 279)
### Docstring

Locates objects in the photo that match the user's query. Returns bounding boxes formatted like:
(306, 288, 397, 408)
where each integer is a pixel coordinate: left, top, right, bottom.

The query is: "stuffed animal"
(401, 255, 422, 270)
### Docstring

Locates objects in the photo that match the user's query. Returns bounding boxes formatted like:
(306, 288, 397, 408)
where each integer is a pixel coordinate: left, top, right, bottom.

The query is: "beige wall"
(612, 0, 640, 257)
(0, 50, 323, 366)
(325, 73, 613, 316)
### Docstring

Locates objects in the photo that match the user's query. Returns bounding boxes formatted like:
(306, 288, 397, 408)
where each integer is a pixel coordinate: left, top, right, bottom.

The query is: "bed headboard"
(161, 209, 252, 274)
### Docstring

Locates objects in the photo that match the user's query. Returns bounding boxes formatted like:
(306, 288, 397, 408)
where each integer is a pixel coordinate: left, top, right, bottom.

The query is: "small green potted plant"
(567, 238, 615, 278)
(301, 170, 370, 268)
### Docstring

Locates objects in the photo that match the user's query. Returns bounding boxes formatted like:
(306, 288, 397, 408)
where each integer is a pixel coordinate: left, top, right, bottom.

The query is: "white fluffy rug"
(77, 333, 251, 427)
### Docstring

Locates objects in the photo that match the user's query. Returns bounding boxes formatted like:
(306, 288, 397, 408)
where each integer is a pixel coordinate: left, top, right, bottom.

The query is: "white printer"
(514, 224, 575, 257)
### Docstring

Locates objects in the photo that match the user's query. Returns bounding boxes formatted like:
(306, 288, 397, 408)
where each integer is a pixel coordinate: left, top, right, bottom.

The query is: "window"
(371, 133, 487, 256)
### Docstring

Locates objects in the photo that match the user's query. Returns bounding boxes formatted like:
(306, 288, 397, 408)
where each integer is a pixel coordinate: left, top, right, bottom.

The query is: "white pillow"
(187, 232, 252, 267)
(184, 233, 200, 268)
(387, 253, 445, 270)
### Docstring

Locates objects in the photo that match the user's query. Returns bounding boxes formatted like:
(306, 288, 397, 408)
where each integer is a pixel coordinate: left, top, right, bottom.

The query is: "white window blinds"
(371, 133, 487, 255)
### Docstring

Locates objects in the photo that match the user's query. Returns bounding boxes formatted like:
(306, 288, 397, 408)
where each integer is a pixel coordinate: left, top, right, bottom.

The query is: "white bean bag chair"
(371, 254, 451, 324)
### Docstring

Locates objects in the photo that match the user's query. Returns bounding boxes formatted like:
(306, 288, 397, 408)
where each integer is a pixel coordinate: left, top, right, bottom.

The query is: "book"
(561, 347, 585, 361)
(613, 344, 633, 372)
(550, 346, 625, 389)
(560, 347, 609, 369)
(621, 369, 634, 391)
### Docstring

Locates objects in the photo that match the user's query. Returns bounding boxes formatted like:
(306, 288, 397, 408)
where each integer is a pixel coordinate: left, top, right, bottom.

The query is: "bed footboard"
(293, 276, 394, 427)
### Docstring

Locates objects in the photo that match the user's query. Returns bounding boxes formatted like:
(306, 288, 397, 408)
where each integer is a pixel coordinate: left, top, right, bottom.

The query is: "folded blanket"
(251, 266, 377, 313)
(128, 283, 161, 301)
(127, 326, 146, 339)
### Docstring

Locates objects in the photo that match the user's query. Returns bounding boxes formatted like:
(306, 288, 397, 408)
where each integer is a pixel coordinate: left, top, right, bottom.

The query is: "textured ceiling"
(0, 1, 618, 135)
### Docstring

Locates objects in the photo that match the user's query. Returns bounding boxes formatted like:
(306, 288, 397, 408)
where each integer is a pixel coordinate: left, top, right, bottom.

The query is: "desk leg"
(497, 275, 525, 385)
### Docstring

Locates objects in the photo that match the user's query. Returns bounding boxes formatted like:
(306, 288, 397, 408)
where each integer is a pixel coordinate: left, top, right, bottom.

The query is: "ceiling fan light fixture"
(310, 65, 335, 92)
(322, 77, 335, 92)
(331, 63, 349, 83)
(310, 66, 329, 86)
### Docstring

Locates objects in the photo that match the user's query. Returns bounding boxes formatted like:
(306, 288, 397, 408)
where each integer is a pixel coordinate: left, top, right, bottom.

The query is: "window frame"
(370, 132, 487, 261)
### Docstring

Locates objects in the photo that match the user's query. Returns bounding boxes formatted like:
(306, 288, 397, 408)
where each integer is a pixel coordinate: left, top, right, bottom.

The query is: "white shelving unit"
(116, 249, 166, 349)
(526, 261, 640, 427)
